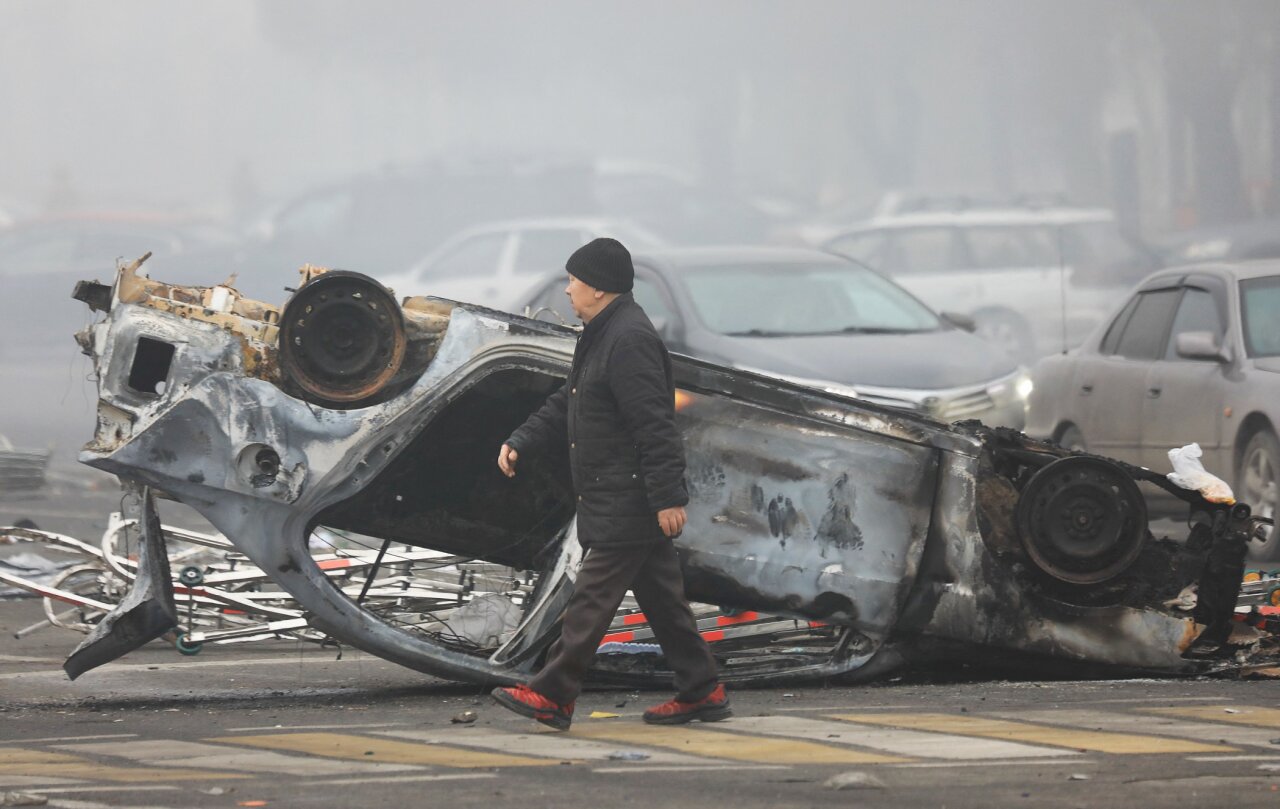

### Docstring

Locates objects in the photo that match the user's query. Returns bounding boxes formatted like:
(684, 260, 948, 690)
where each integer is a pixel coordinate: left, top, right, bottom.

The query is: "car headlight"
(987, 368, 1033, 403)
(1016, 373, 1034, 400)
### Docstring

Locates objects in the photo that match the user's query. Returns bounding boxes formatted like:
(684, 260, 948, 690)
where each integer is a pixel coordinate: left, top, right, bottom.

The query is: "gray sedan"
(1025, 260, 1280, 557)
(524, 247, 1031, 429)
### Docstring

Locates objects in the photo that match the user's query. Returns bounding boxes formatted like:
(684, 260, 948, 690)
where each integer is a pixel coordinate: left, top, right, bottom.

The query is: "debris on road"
(606, 750, 651, 761)
(451, 710, 478, 724)
(823, 771, 886, 790)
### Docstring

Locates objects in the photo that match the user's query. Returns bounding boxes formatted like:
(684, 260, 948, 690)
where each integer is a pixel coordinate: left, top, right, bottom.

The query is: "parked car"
(521, 247, 1030, 429)
(1025, 260, 1280, 558)
(823, 203, 1161, 363)
(378, 217, 665, 312)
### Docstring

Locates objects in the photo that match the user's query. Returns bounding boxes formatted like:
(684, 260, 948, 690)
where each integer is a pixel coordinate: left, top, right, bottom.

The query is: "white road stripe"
(316, 773, 496, 786)
(727, 715, 1075, 760)
(224, 722, 409, 732)
(32, 786, 180, 794)
(890, 759, 1097, 769)
(1186, 755, 1280, 762)
(992, 709, 1280, 750)
(378, 728, 726, 765)
(772, 704, 918, 713)
(0, 653, 390, 680)
(0, 734, 138, 746)
(0, 776, 84, 787)
(1086, 697, 1223, 704)
(57, 740, 421, 776)
(591, 765, 788, 774)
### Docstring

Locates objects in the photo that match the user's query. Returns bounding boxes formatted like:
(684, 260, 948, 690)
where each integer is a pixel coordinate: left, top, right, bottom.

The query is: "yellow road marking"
(0, 748, 243, 783)
(208, 733, 558, 768)
(570, 724, 907, 764)
(1145, 706, 1280, 729)
(830, 713, 1231, 754)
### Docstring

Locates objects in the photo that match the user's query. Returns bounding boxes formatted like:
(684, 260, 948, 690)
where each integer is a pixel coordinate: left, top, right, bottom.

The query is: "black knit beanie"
(565, 237, 634, 293)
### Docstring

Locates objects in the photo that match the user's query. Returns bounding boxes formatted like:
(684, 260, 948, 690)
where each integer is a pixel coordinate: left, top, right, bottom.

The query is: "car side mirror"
(1175, 331, 1230, 363)
(941, 311, 976, 333)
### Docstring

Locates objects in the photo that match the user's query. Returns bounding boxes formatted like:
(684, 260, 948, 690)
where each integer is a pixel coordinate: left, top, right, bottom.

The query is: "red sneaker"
(491, 685, 574, 730)
(643, 683, 732, 725)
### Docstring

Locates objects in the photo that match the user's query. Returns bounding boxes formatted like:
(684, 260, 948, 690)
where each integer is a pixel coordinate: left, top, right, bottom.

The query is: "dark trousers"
(528, 538, 719, 706)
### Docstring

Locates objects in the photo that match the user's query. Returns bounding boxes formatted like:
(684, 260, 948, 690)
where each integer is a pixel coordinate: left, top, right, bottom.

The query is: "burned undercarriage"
(55, 256, 1279, 687)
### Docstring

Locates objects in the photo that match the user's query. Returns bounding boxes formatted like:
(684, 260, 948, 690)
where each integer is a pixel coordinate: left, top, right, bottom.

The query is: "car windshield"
(680, 262, 941, 336)
(1240, 276, 1280, 358)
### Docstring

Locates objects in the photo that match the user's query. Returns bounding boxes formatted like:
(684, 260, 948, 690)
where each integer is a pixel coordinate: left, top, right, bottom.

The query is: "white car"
(380, 217, 665, 312)
(825, 205, 1159, 362)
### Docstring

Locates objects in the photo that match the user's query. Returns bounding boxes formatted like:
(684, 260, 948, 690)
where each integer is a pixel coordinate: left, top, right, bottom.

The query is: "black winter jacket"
(506, 293, 688, 546)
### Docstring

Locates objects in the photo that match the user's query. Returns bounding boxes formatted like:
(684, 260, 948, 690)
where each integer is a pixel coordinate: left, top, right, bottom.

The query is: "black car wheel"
(1238, 429, 1280, 560)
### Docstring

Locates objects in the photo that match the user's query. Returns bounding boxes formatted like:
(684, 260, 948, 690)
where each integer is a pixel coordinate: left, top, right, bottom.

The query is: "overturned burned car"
(61, 256, 1278, 685)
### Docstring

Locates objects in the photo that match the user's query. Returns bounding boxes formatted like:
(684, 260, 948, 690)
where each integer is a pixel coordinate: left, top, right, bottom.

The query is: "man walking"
(491, 237, 728, 731)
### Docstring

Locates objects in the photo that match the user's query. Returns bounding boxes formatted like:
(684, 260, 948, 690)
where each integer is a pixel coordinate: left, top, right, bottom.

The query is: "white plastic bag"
(1166, 443, 1235, 504)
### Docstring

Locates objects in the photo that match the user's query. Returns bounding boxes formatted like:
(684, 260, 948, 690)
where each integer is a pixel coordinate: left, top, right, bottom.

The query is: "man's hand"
(657, 506, 687, 538)
(498, 443, 519, 478)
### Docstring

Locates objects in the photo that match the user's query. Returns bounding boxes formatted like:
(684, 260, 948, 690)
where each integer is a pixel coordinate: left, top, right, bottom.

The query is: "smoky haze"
(1, 0, 1277, 457)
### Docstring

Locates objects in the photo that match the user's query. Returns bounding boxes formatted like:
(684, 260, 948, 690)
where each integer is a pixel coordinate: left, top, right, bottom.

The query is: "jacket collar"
(572, 292, 633, 378)
(580, 292, 632, 339)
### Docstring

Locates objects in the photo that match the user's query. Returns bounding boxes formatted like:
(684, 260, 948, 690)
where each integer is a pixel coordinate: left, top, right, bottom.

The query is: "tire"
(973, 309, 1036, 364)
(1057, 424, 1087, 453)
(1237, 429, 1280, 561)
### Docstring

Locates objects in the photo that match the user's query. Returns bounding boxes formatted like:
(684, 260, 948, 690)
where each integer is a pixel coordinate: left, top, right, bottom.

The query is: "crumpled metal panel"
(64, 486, 177, 680)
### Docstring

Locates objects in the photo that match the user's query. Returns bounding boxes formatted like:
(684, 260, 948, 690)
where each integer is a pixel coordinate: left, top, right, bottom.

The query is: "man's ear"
(593, 289, 605, 300)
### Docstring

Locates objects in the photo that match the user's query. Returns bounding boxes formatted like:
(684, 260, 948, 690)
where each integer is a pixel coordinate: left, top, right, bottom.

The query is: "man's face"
(565, 273, 599, 321)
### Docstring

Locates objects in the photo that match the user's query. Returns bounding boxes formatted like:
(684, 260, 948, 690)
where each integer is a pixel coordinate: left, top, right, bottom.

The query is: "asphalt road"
(5, 463, 1280, 807)
(2, 595, 1279, 809)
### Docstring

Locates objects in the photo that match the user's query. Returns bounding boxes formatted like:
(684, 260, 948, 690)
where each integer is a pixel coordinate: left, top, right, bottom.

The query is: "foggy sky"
(4, 1, 1271, 224)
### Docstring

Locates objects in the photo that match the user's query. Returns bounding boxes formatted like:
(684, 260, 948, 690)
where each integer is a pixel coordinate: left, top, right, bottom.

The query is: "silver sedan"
(1026, 260, 1280, 558)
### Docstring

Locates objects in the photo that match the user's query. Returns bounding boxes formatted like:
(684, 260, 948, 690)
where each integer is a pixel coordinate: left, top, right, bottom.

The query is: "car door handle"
(1147, 387, 1161, 399)
(1080, 384, 1093, 395)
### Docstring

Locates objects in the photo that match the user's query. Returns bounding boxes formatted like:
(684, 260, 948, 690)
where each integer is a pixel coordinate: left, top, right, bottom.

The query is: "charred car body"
(60, 256, 1277, 685)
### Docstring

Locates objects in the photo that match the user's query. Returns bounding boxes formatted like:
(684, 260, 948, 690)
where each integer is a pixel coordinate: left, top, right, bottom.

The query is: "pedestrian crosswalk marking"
(725, 715, 1075, 760)
(58, 740, 420, 776)
(378, 728, 726, 765)
(208, 732, 560, 769)
(1145, 706, 1280, 729)
(569, 724, 908, 764)
(0, 748, 244, 783)
(995, 709, 1280, 750)
(830, 713, 1231, 754)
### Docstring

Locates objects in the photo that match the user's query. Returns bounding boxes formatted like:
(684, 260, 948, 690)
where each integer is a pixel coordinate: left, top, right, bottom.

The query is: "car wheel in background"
(1057, 424, 1087, 453)
(1238, 429, 1280, 561)
(973, 309, 1036, 364)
